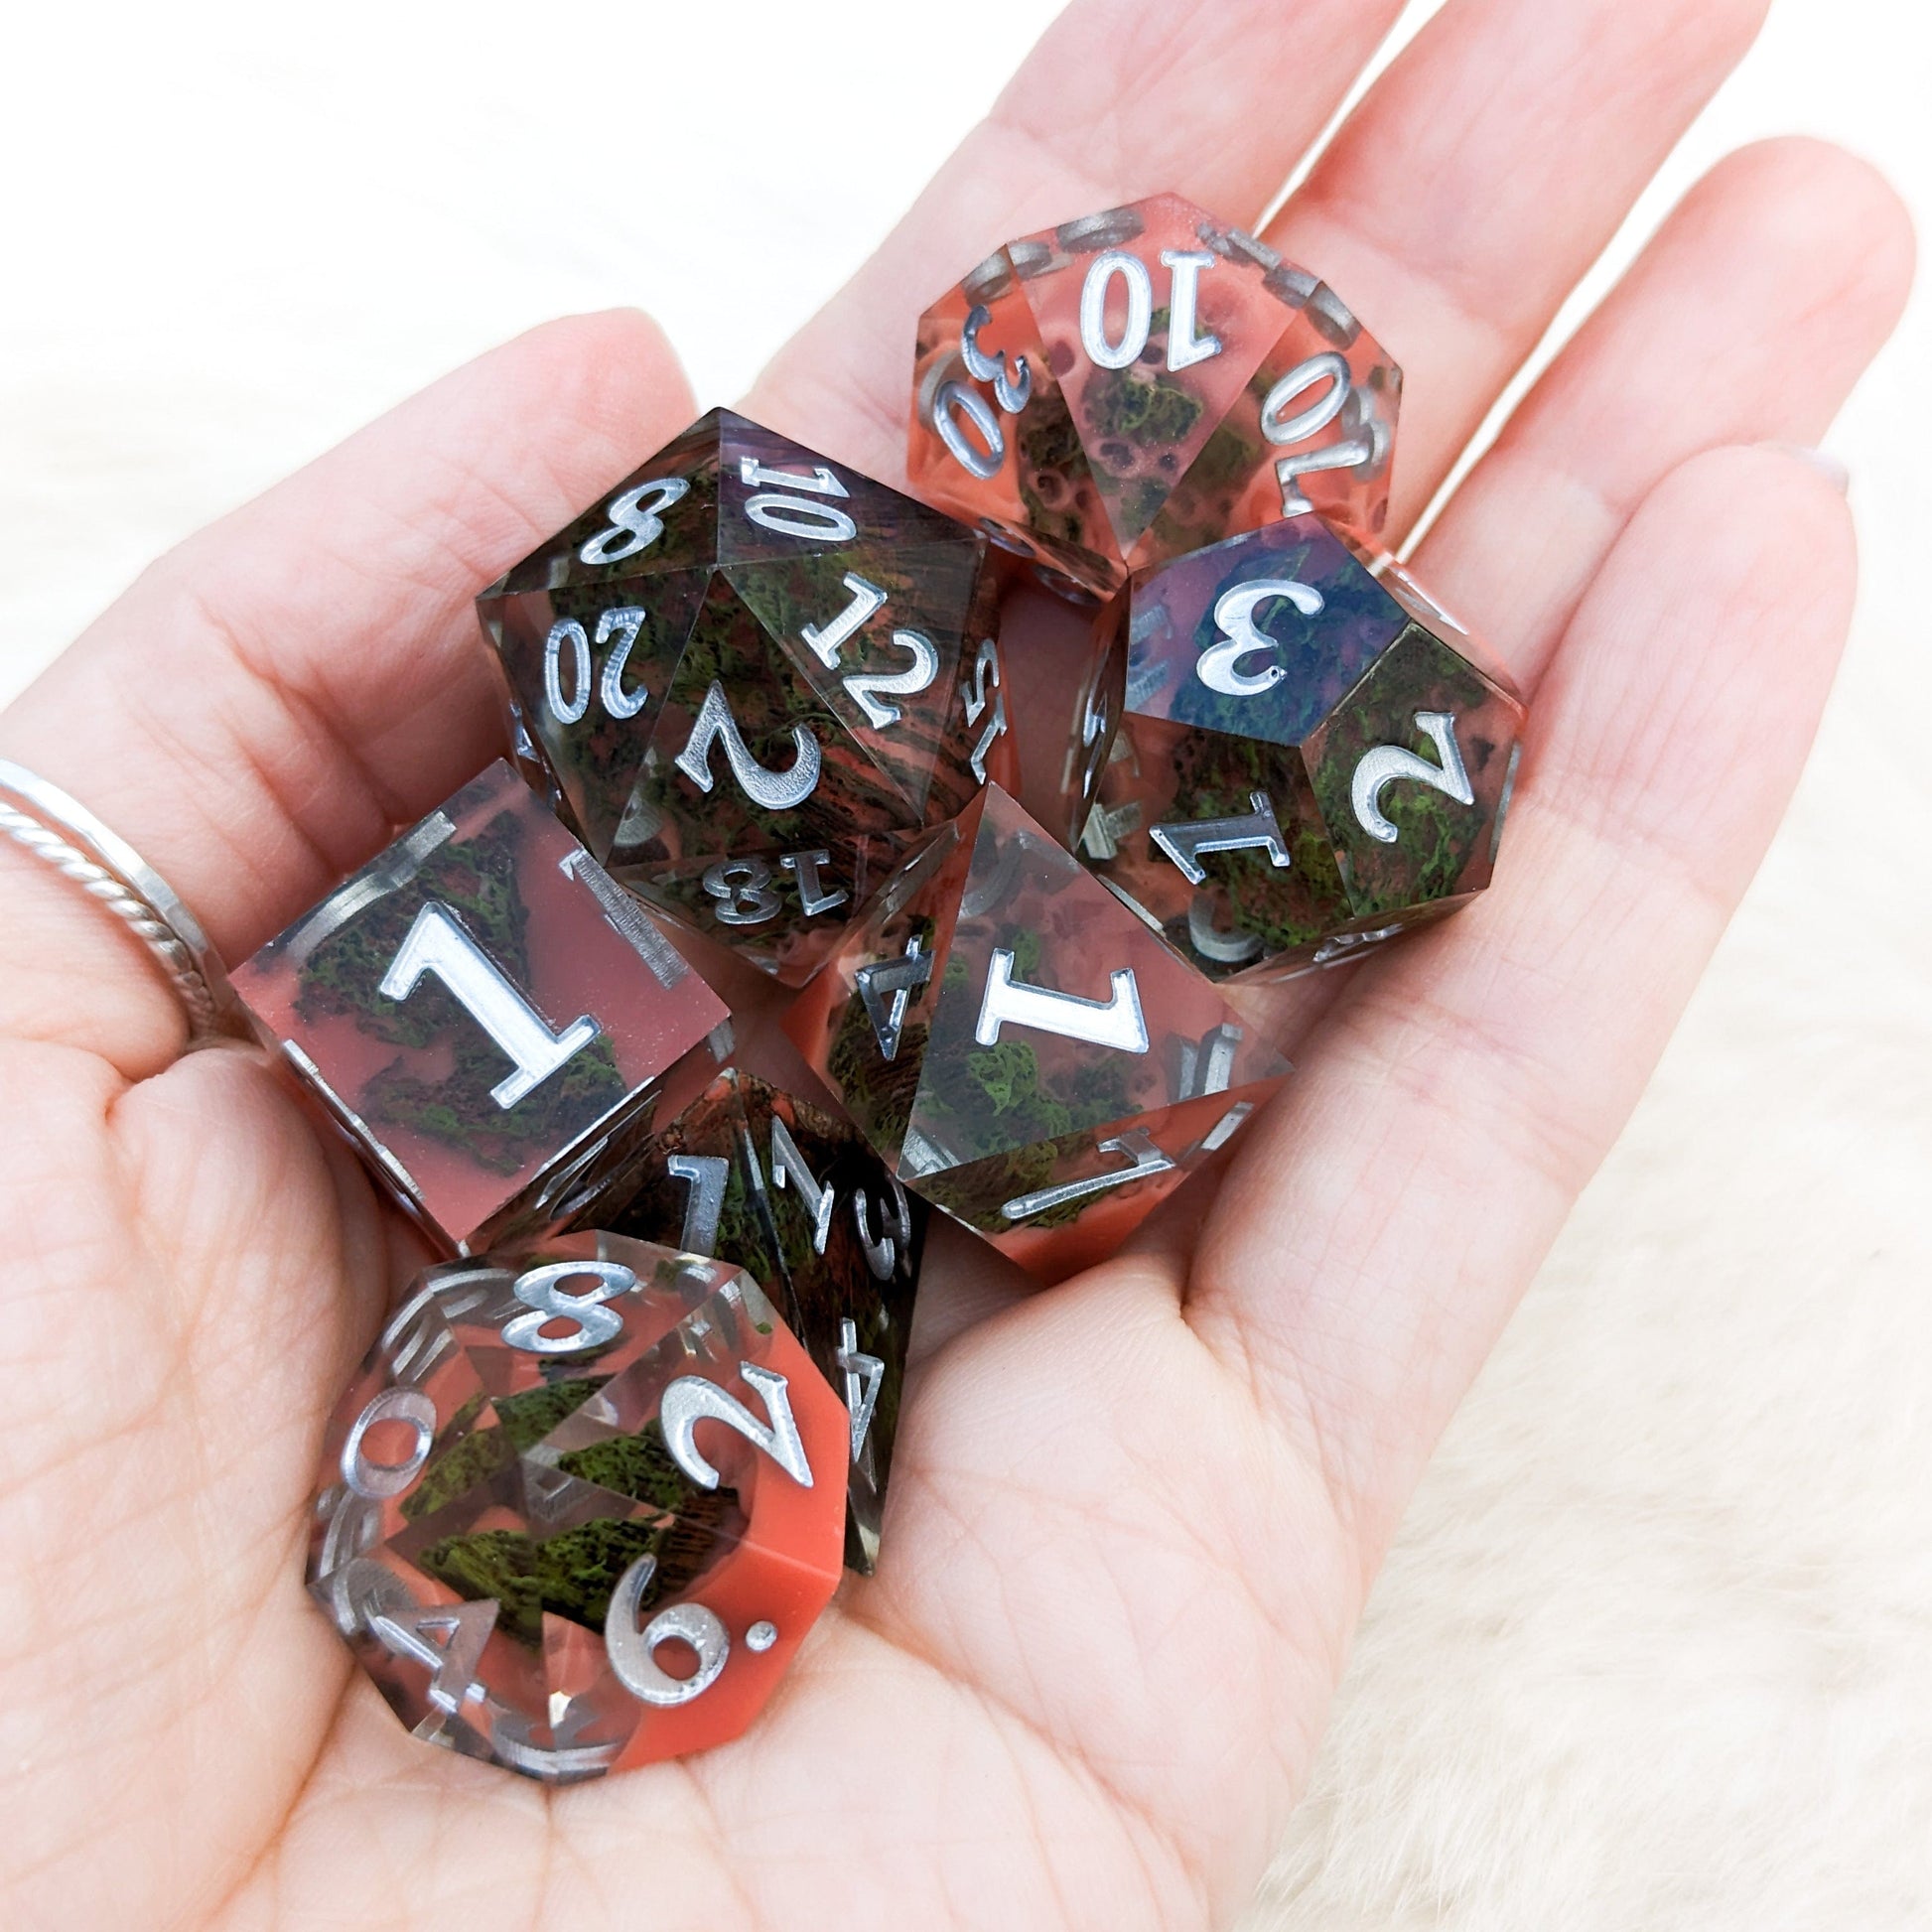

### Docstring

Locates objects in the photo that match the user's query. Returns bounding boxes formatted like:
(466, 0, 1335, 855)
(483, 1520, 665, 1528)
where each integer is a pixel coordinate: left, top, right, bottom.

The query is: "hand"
(0, 1, 1909, 1925)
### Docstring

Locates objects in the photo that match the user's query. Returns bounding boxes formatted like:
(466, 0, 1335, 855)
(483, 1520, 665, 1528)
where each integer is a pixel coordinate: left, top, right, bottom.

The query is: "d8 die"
(309, 1233, 849, 1781)
(478, 408, 1019, 984)
(1073, 516, 1526, 979)
(909, 192, 1400, 597)
(231, 759, 729, 1252)
(785, 783, 1289, 1283)
(588, 1068, 925, 1576)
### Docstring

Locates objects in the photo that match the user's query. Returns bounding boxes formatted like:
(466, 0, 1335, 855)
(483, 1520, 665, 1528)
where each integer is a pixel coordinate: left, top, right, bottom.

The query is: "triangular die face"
(725, 537, 982, 823)
(637, 574, 935, 865)
(914, 1081, 1285, 1268)
(617, 829, 914, 990)
(603, 1069, 785, 1301)
(909, 268, 1117, 587)
(1014, 193, 1283, 557)
(1121, 514, 1408, 752)
(1084, 709, 1352, 979)
(490, 410, 723, 597)
(781, 805, 983, 1171)
(487, 568, 710, 862)
(715, 410, 968, 568)
(905, 783, 1285, 1172)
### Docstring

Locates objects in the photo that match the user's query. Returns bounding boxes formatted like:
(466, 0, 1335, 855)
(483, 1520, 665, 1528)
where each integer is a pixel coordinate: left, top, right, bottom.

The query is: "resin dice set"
(234, 192, 1526, 1785)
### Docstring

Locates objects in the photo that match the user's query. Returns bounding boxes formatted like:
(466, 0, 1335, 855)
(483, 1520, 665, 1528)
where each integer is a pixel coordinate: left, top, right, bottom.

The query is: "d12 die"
(909, 192, 1400, 597)
(1073, 515, 1526, 980)
(588, 1068, 924, 1576)
(231, 759, 729, 1252)
(309, 1234, 849, 1781)
(478, 408, 1019, 984)
(785, 783, 1289, 1282)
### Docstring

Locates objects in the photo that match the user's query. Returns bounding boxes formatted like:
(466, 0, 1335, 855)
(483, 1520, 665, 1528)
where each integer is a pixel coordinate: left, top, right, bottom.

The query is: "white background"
(1, 3, 1927, 1927)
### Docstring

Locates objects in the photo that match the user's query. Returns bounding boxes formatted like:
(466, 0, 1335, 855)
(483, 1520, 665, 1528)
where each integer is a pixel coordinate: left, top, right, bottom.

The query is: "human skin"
(0, 0, 1912, 1926)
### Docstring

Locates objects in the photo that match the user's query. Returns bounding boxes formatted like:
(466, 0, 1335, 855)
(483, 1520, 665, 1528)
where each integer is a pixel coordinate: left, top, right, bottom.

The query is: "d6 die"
(909, 192, 1400, 597)
(785, 783, 1289, 1283)
(588, 1068, 925, 1576)
(231, 760, 729, 1251)
(1073, 516, 1526, 979)
(309, 1234, 848, 1780)
(478, 408, 1019, 984)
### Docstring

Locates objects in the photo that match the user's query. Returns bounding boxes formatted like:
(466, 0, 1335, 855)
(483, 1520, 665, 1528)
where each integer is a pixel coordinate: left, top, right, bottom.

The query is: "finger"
(744, 0, 1410, 474)
(1185, 445, 1859, 1566)
(1416, 137, 1917, 687)
(1260, 0, 1771, 534)
(0, 310, 694, 1070)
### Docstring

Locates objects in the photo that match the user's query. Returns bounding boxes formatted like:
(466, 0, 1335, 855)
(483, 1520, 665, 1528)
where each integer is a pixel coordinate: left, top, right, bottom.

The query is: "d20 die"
(477, 408, 1019, 983)
(909, 192, 1400, 597)
(587, 1068, 925, 1576)
(309, 1233, 849, 1781)
(785, 783, 1289, 1283)
(231, 759, 729, 1252)
(1073, 515, 1526, 980)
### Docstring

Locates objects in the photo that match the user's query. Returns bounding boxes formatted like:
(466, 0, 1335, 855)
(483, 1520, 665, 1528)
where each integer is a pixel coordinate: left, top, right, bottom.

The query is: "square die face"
(232, 760, 729, 1249)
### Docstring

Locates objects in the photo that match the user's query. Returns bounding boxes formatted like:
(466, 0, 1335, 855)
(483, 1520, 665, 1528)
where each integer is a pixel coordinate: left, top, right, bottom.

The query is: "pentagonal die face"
(308, 1233, 851, 1782)
(477, 409, 1017, 984)
(1072, 517, 1527, 980)
(785, 783, 1290, 1283)
(908, 192, 1401, 596)
(230, 760, 730, 1252)
(589, 1068, 926, 1576)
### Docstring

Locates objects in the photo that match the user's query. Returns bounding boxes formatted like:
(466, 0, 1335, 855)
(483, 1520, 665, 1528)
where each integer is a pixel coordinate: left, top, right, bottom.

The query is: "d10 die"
(1074, 515, 1526, 980)
(785, 783, 1289, 1283)
(589, 1068, 925, 1576)
(231, 759, 729, 1252)
(909, 192, 1400, 597)
(309, 1234, 849, 1781)
(478, 408, 1019, 984)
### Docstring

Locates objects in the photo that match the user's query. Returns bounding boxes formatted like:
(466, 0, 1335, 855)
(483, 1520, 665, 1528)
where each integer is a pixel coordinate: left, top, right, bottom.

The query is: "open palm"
(0, 1, 1910, 1926)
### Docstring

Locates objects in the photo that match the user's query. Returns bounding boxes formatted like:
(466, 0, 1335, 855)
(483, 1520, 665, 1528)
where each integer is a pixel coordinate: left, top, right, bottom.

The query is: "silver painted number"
(780, 849, 847, 916)
(1000, 1128, 1175, 1221)
(960, 303, 1033, 412)
(1350, 711, 1473, 843)
(932, 381, 1005, 480)
(580, 478, 689, 566)
(1079, 249, 1224, 371)
(1260, 353, 1381, 516)
(702, 857, 783, 926)
(366, 1596, 497, 1718)
(963, 635, 1008, 781)
(378, 903, 599, 1110)
(855, 934, 932, 1060)
(1196, 579, 1326, 698)
(543, 607, 648, 726)
(853, 1174, 913, 1280)
(975, 948, 1150, 1054)
(500, 1259, 635, 1354)
(1150, 790, 1293, 885)
(836, 1316, 885, 1462)
(604, 1556, 731, 1707)
(737, 456, 858, 543)
(666, 1152, 729, 1256)
(675, 681, 821, 810)
(768, 1116, 836, 1255)
(341, 1387, 437, 1500)
(660, 1362, 815, 1490)
(845, 629, 940, 729)
(800, 572, 888, 670)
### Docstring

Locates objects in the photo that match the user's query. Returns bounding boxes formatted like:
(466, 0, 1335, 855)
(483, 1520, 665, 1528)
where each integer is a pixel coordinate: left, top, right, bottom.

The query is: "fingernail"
(1761, 441, 1851, 496)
